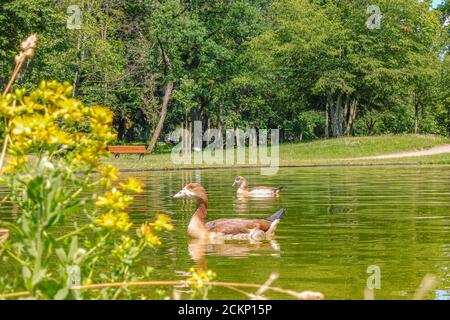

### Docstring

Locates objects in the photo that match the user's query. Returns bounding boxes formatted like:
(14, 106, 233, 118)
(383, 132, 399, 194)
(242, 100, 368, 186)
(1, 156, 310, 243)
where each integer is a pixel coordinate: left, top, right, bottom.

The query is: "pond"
(1, 166, 449, 299)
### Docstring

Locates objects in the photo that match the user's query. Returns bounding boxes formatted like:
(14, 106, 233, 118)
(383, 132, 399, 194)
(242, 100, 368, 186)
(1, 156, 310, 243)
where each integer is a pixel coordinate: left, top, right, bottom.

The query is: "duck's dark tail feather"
(275, 185, 287, 191)
(265, 208, 286, 222)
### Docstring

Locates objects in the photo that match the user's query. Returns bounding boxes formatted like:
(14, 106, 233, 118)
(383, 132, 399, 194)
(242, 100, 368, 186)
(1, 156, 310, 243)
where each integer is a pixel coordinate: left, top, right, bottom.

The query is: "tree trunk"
(345, 98, 357, 135)
(447, 106, 450, 137)
(73, 0, 87, 97)
(147, 36, 174, 153)
(236, 128, 242, 147)
(343, 94, 350, 127)
(146, 80, 174, 153)
(414, 104, 420, 134)
(117, 116, 126, 141)
(217, 105, 223, 137)
(325, 101, 330, 138)
(206, 117, 211, 142)
(329, 93, 344, 137)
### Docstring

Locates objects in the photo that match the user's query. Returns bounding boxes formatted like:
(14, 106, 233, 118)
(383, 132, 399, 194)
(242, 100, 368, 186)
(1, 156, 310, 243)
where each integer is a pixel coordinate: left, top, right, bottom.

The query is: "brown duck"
(174, 183, 285, 240)
(233, 176, 287, 197)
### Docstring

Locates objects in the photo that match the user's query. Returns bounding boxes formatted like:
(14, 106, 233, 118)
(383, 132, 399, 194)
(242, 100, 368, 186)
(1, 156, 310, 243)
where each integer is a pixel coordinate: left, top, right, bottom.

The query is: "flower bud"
(24, 48, 35, 58)
(20, 34, 37, 51)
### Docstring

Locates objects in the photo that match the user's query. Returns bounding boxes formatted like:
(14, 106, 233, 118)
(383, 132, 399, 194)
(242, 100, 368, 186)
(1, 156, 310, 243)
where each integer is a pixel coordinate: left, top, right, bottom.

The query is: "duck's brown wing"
(249, 186, 287, 192)
(206, 218, 271, 235)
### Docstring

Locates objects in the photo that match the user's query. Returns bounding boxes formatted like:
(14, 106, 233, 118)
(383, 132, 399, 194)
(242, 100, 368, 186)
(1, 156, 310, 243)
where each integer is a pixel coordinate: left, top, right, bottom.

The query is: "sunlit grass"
(106, 134, 450, 170)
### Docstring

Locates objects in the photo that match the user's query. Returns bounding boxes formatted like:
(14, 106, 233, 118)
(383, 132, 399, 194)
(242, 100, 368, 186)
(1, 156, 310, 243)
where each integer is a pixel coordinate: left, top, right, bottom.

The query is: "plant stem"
(56, 224, 90, 241)
(0, 280, 307, 300)
(73, 280, 311, 299)
(0, 291, 29, 299)
(4, 248, 27, 265)
(0, 57, 25, 172)
(2, 58, 24, 96)
(81, 232, 112, 262)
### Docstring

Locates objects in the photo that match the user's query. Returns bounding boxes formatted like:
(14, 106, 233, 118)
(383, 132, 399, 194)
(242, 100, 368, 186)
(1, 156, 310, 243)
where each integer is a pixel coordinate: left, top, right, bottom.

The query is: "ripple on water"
(1, 166, 449, 299)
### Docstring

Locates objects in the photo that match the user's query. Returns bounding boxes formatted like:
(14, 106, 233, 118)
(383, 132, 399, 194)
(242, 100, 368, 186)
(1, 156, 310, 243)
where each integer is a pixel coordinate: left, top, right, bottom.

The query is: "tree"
(248, 0, 444, 137)
(1, 0, 447, 142)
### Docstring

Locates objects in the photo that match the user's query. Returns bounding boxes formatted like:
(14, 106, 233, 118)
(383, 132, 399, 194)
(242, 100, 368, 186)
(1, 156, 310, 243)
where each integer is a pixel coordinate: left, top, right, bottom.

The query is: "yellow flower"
(1, 81, 120, 174)
(55, 99, 84, 122)
(11, 116, 34, 135)
(98, 164, 119, 181)
(95, 188, 133, 211)
(144, 233, 161, 246)
(186, 268, 216, 289)
(138, 223, 161, 245)
(119, 178, 144, 193)
(150, 214, 174, 232)
(2, 156, 28, 173)
(96, 213, 115, 228)
(89, 106, 113, 125)
(75, 150, 101, 167)
(46, 129, 70, 145)
(96, 212, 132, 232)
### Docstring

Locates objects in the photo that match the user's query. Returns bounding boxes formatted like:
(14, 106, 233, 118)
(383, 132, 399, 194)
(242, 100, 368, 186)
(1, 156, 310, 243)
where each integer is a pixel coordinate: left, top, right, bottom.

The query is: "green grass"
(105, 134, 450, 170)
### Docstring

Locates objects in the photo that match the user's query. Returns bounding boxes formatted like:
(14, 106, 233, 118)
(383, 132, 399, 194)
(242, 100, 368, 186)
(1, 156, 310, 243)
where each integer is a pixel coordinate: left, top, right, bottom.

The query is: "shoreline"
(104, 136, 450, 172)
(114, 161, 450, 173)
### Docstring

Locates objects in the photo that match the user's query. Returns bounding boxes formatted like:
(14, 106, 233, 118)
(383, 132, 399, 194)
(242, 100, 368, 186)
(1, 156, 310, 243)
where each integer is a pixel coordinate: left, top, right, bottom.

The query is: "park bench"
(108, 145, 147, 159)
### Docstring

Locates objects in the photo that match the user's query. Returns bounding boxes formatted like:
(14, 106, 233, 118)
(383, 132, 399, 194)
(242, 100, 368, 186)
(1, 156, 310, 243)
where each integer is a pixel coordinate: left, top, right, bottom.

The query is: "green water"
(2, 166, 450, 299)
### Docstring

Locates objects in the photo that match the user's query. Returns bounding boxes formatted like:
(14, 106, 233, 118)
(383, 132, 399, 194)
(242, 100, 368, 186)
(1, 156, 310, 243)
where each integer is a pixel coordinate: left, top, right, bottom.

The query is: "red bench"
(108, 146, 147, 159)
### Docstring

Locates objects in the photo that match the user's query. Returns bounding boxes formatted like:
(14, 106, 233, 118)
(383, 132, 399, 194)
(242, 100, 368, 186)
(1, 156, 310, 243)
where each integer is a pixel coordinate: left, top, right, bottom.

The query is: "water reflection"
(2, 166, 450, 299)
(233, 196, 282, 214)
(188, 238, 280, 270)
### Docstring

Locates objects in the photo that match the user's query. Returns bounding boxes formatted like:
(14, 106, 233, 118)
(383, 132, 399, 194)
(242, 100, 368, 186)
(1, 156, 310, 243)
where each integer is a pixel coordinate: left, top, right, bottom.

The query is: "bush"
(284, 110, 325, 141)
(354, 106, 414, 135)
(0, 81, 173, 299)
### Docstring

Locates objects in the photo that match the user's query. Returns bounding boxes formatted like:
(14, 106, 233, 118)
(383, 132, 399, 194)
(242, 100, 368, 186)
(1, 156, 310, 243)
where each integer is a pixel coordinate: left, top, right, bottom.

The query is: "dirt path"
(349, 144, 450, 160)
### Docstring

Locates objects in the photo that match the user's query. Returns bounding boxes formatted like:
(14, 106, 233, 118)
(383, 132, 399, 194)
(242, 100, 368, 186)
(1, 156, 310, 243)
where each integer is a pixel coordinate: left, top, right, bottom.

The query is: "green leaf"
(54, 287, 69, 300)
(68, 236, 78, 262)
(55, 248, 67, 263)
(32, 269, 47, 287)
(22, 266, 31, 281)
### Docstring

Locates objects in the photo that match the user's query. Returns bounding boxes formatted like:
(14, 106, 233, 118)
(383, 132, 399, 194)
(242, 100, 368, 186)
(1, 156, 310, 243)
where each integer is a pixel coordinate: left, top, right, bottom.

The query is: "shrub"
(284, 110, 325, 141)
(0, 81, 173, 299)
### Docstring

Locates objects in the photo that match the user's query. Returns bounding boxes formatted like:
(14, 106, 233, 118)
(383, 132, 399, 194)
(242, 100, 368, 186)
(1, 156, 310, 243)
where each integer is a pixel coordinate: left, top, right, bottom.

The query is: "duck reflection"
(234, 195, 281, 215)
(188, 238, 280, 269)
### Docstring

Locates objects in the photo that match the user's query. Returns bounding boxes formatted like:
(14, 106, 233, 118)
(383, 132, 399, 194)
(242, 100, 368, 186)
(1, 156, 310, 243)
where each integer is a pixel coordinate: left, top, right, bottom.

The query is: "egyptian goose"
(233, 176, 286, 197)
(174, 183, 285, 240)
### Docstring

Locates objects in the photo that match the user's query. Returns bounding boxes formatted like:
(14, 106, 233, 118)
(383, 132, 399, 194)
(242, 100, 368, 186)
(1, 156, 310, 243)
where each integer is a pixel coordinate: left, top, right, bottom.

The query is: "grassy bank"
(105, 134, 450, 171)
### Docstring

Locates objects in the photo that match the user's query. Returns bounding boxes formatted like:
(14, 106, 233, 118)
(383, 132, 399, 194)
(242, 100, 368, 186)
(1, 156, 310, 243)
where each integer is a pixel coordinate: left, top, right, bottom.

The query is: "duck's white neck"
(239, 179, 249, 190)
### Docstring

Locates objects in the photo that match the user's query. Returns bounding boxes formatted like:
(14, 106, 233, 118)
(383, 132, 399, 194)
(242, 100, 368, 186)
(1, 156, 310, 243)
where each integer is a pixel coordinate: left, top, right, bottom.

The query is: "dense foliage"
(0, 0, 448, 143)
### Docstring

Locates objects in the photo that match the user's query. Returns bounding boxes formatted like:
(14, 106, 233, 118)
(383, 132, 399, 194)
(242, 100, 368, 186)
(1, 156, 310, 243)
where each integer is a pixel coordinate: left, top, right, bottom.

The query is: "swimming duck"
(174, 183, 285, 240)
(232, 176, 287, 197)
